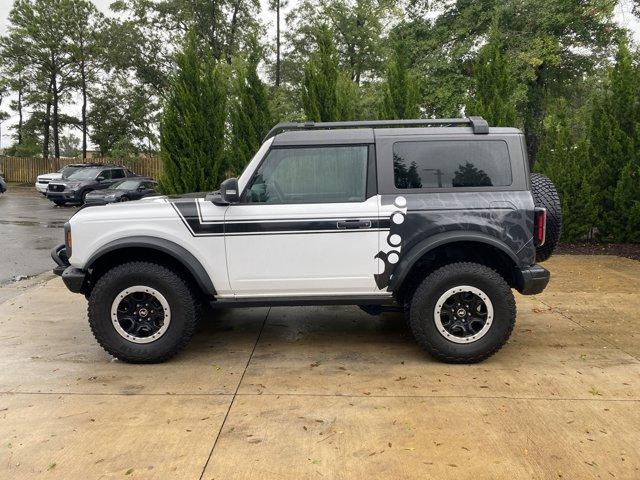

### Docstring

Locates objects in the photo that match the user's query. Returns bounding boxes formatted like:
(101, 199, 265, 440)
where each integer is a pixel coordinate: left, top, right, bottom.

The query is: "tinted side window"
(99, 170, 112, 180)
(244, 146, 368, 204)
(393, 140, 512, 189)
(111, 169, 125, 179)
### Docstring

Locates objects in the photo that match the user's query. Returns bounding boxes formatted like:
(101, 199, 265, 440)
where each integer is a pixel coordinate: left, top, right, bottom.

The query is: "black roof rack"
(263, 116, 489, 141)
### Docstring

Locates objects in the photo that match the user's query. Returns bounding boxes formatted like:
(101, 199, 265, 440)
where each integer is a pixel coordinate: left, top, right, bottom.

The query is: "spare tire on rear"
(530, 173, 562, 263)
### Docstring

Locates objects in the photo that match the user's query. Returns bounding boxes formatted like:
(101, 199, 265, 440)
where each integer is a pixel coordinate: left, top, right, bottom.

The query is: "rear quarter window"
(393, 140, 512, 189)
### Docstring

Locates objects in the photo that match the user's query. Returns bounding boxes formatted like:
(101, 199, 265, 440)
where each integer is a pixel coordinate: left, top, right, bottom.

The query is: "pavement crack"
(198, 306, 270, 480)
(537, 297, 640, 362)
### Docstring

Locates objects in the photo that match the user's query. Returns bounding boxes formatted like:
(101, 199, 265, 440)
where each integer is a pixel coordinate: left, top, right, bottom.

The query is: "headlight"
(106, 194, 116, 199)
(66, 182, 81, 189)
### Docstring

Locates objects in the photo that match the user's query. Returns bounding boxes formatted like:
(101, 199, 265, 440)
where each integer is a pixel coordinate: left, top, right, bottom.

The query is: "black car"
(84, 178, 159, 204)
(0, 174, 6, 194)
(46, 166, 137, 205)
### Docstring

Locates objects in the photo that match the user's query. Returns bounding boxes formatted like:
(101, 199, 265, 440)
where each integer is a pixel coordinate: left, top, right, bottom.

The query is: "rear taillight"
(534, 207, 546, 246)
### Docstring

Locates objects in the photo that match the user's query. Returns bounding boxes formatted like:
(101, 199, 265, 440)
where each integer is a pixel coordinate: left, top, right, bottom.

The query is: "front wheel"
(408, 262, 516, 363)
(88, 261, 198, 363)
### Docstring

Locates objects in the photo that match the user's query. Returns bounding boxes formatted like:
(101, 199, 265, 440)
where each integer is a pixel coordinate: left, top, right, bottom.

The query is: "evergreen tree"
(613, 159, 640, 242)
(336, 72, 361, 121)
(230, 45, 274, 175)
(379, 40, 420, 120)
(159, 32, 228, 194)
(588, 35, 639, 238)
(536, 105, 596, 240)
(302, 26, 339, 121)
(466, 18, 517, 127)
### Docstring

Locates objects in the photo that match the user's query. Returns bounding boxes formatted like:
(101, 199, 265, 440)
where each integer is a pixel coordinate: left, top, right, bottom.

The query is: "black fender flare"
(85, 236, 216, 297)
(387, 231, 522, 292)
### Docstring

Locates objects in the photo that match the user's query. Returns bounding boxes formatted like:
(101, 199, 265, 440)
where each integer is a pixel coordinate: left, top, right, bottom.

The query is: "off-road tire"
(530, 173, 562, 262)
(88, 261, 198, 363)
(408, 262, 516, 363)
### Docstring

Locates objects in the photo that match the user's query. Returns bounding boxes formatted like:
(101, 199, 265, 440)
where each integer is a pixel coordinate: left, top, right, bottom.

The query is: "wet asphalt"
(0, 185, 79, 284)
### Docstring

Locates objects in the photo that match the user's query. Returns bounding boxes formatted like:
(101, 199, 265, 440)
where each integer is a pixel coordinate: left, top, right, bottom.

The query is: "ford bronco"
(52, 117, 561, 364)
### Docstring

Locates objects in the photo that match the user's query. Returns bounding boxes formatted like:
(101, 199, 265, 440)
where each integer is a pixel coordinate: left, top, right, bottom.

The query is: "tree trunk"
(81, 56, 88, 160)
(17, 86, 23, 145)
(52, 71, 60, 159)
(276, 1, 281, 87)
(226, 0, 241, 63)
(43, 80, 53, 160)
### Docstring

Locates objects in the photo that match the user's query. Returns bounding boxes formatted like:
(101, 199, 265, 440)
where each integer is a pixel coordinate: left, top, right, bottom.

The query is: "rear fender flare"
(387, 231, 522, 292)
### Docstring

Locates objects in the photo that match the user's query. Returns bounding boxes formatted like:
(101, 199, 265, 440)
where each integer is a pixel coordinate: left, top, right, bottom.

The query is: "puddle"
(0, 219, 66, 228)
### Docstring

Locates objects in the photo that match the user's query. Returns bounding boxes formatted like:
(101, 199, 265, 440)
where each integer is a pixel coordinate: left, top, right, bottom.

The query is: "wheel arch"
(389, 232, 521, 302)
(85, 236, 216, 299)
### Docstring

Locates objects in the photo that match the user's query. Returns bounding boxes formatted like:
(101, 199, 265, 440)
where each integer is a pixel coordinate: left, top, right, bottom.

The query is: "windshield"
(114, 180, 140, 190)
(68, 168, 102, 180)
(60, 166, 81, 178)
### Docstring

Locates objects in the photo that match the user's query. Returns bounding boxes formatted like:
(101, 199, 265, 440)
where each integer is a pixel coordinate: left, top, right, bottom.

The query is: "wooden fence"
(0, 156, 163, 183)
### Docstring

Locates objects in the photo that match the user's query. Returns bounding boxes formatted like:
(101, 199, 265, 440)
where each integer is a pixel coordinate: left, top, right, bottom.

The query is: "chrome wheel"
(110, 286, 171, 344)
(434, 286, 493, 344)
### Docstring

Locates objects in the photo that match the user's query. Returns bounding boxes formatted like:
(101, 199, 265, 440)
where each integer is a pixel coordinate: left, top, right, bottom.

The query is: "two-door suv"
(52, 118, 561, 364)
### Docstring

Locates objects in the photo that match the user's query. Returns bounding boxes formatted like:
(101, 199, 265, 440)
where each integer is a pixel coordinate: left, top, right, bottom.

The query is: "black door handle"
(337, 219, 372, 229)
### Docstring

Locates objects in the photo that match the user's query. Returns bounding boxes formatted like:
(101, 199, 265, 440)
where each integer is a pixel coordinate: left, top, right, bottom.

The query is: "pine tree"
(379, 40, 420, 120)
(588, 35, 639, 238)
(302, 26, 339, 122)
(159, 31, 228, 194)
(466, 18, 517, 127)
(229, 44, 274, 176)
(536, 106, 596, 240)
(336, 72, 361, 121)
(613, 159, 640, 242)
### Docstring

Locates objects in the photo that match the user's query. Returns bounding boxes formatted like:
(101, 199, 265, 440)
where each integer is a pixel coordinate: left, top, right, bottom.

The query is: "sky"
(1, 0, 640, 151)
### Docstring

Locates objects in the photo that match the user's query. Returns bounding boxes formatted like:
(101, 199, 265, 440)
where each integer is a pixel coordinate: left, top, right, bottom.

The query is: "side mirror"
(137, 185, 146, 191)
(96, 176, 105, 182)
(210, 177, 239, 206)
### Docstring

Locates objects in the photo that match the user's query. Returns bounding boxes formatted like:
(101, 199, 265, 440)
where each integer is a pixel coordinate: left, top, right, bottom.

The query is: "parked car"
(84, 178, 159, 205)
(46, 165, 137, 206)
(0, 174, 6, 194)
(52, 117, 562, 364)
(35, 163, 105, 195)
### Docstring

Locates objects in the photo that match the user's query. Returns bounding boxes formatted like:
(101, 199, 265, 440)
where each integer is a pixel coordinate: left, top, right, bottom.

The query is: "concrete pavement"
(0, 255, 639, 479)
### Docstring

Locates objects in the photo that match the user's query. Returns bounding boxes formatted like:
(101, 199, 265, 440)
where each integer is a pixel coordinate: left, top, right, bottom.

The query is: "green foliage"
(159, 32, 228, 194)
(466, 18, 517, 127)
(302, 27, 339, 121)
(229, 46, 274, 175)
(379, 41, 419, 120)
(613, 160, 640, 242)
(536, 104, 596, 241)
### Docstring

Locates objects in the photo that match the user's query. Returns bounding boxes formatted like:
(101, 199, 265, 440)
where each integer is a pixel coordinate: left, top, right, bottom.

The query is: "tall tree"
(588, 35, 638, 237)
(229, 45, 274, 174)
(466, 18, 517, 127)
(159, 32, 228, 194)
(302, 27, 339, 121)
(67, 0, 105, 159)
(269, 0, 289, 87)
(379, 40, 419, 119)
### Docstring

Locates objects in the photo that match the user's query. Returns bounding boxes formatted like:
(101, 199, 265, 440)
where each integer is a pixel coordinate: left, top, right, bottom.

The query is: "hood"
(38, 172, 63, 181)
(86, 188, 122, 197)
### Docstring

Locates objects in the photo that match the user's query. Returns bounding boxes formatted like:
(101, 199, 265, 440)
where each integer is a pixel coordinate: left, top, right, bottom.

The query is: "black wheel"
(88, 261, 198, 363)
(531, 173, 562, 262)
(52, 200, 66, 206)
(119, 195, 129, 202)
(408, 262, 516, 364)
(80, 190, 90, 204)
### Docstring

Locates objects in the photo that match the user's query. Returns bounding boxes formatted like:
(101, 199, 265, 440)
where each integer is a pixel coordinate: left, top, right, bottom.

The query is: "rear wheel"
(88, 261, 198, 363)
(408, 262, 516, 363)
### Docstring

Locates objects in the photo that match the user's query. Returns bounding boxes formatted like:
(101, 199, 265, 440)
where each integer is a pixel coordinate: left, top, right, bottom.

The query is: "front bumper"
(35, 182, 49, 194)
(515, 264, 550, 295)
(46, 190, 80, 202)
(51, 244, 87, 294)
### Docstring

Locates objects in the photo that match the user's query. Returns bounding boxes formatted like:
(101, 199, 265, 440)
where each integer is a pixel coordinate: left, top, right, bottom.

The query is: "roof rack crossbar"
(263, 117, 489, 141)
